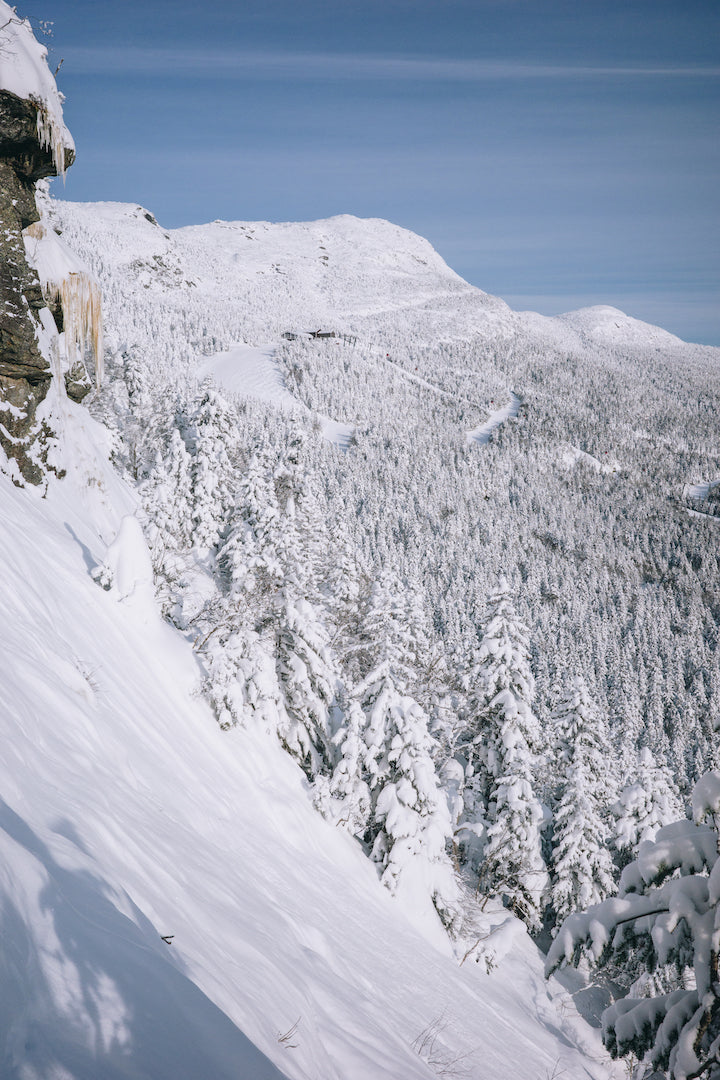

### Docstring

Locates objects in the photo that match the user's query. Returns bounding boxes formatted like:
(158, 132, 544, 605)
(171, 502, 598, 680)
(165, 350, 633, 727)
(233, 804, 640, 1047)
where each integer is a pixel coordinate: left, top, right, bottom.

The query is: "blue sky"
(39, 0, 719, 344)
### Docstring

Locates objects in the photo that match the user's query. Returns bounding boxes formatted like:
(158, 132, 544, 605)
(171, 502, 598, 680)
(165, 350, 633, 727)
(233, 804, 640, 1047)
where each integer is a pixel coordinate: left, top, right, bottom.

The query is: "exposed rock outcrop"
(0, 88, 71, 482)
(0, 5, 93, 483)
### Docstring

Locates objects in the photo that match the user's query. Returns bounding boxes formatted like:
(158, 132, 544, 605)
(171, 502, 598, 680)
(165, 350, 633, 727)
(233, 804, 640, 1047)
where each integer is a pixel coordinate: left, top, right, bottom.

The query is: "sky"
(33, 0, 720, 344)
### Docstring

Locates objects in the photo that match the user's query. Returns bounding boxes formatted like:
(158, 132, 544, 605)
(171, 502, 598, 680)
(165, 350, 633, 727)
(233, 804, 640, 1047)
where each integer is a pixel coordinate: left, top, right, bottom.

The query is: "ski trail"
(380, 354, 490, 410)
(198, 344, 297, 412)
(466, 392, 521, 445)
(382, 356, 462, 403)
(684, 478, 720, 501)
(378, 351, 521, 448)
(198, 343, 355, 450)
(683, 477, 720, 522)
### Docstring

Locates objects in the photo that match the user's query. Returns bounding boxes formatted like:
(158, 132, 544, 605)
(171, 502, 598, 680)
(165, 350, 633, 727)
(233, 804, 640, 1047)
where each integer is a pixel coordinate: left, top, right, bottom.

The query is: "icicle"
(32, 97, 68, 181)
(25, 222, 104, 388)
(51, 273, 104, 388)
(0, 9, 75, 181)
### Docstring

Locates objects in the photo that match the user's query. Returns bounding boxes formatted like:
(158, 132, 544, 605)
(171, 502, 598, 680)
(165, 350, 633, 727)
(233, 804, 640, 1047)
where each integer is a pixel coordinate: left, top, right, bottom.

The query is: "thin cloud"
(60, 46, 720, 81)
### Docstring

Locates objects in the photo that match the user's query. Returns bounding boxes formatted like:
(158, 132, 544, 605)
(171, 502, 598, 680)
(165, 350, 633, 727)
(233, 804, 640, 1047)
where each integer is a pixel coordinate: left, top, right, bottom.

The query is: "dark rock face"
(0, 373, 51, 484)
(0, 88, 74, 184)
(64, 360, 92, 403)
(0, 88, 74, 484)
(0, 162, 46, 377)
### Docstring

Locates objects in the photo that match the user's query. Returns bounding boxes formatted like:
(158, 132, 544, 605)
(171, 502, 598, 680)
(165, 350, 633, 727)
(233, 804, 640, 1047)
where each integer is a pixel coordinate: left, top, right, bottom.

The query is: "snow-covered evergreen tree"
(371, 690, 459, 929)
(274, 425, 330, 598)
(321, 693, 372, 834)
(325, 532, 363, 669)
(201, 616, 285, 734)
(188, 383, 240, 551)
(142, 428, 194, 556)
(613, 745, 684, 864)
(469, 578, 548, 928)
(332, 569, 458, 925)
(547, 771, 720, 1080)
(274, 592, 339, 781)
(218, 451, 283, 604)
(550, 677, 616, 929)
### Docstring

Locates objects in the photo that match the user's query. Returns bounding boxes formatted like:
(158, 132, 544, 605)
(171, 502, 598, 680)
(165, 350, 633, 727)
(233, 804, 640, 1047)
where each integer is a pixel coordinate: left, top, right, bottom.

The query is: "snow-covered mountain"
(3, 190, 715, 1078)
(3, 7, 720, 1078)
(48, 196, 720, 797)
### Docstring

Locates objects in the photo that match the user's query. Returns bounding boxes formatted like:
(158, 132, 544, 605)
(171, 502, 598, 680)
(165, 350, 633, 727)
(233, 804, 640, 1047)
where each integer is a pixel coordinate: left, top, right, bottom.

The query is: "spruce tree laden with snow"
(218, 451, 283, 605)
(547, 770, 720, 1080)
(274, 425, 331, 600)
(201, 615, 285, 733)
(274, 591, 339, 781)
(451, 643, 489, 868)
(141, 427, 195, 589)
(269, 434, 342, 780)
(372, 690, 459, 930)
(319, 693, 372, 834)
(188, 383, 241, 551)
(211, 442, 342, 780)
(335, 570, 459, 925)
(613, 745, 684, 866)
(325, 533, 364, 670)
(550, 677, 617, 930)
(468, 578, 548, 929)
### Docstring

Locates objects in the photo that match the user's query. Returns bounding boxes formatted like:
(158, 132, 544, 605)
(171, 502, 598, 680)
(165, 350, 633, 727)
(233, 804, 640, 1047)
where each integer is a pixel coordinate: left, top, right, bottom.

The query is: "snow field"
(198, 342, 354, 448)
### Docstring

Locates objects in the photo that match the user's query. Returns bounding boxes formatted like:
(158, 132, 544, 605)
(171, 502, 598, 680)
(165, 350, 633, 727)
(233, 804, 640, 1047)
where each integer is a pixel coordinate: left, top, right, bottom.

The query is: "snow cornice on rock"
(0, 0, 74, 177)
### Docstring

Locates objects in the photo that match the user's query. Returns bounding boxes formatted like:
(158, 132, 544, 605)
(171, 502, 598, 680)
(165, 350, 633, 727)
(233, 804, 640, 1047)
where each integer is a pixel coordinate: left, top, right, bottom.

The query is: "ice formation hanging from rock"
(52, 270, 103, 386)
(33, 97, 71, 181)
(0, 0, 78, 482)
(24, 220, 104, 388)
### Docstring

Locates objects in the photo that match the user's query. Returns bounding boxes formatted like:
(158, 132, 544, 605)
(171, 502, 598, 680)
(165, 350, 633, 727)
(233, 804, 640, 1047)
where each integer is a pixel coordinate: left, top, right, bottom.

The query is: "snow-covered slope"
(198, 342, 354, 448)
(0, 401, 614, 1079)
(557, 304, 685, 350)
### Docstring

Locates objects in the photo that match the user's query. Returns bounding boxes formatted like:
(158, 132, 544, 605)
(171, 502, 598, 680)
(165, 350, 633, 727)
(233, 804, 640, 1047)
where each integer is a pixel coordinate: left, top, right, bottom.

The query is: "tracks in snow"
(379, 352, 520, 447)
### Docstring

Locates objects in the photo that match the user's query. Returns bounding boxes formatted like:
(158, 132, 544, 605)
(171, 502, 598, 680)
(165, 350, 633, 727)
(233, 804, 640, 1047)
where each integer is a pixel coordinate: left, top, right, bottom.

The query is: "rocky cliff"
(0, 83, 74, 483)
(0, 4, 100, 484)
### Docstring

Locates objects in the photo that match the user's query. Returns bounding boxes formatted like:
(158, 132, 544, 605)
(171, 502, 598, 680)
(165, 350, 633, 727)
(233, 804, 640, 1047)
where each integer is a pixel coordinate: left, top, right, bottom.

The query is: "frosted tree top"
(0, 1, 74, 174)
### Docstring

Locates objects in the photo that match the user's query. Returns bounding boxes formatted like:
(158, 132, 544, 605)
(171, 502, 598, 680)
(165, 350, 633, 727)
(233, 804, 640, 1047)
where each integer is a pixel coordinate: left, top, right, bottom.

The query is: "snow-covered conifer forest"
(2, 5, 720, 1078)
